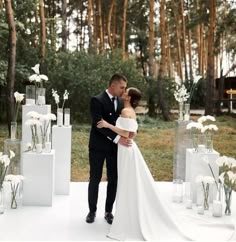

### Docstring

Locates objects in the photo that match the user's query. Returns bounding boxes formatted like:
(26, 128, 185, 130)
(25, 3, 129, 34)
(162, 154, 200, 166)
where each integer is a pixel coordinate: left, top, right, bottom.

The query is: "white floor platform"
(0, 182, 235, 241)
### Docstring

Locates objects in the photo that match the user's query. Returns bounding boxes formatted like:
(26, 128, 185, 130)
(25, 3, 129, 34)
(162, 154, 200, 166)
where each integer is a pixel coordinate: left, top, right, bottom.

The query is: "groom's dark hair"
(109, 73, 128, 86)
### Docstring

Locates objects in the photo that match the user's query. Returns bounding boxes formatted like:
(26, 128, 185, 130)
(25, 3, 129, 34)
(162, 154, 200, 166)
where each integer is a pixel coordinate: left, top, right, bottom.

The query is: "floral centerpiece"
(25, 111, 56, 151)
(186, 121, 203, 151)
(5, 174, 24, 209)
(195, 175, 215, 210)
(215, 156, 236, 215)
(0, 150, 15, 214)
(174, 84, 189, 121)
(52, 89, 69, 126)
(198, 115, 218, 151)
(29, 64, 48, 105)
(11, 92, 24, 140)
(186, 75, 202, 105)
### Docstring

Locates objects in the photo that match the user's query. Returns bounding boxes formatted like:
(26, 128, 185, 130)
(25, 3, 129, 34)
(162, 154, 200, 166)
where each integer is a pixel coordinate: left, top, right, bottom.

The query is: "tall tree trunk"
(97, 0, 104, 54)
(5, 0, 16, 135)
(187, 10, 193, 78)
(93, 1, 98, 52)
(112, 1, 117, 48)
(39, 0, 46, 61)
(121, 0, 128, 60)
(166, 23, 173, 78)
(171, 0, 183, 82)
(107, 0, 115, 49)
(87, 0, 93, 52)
(205, 0, 216, 115)
(180, 0, 188, 80)
(158, 0, 170, 121)
(147, 0, 155, 117)
(61, 0, 67, 51)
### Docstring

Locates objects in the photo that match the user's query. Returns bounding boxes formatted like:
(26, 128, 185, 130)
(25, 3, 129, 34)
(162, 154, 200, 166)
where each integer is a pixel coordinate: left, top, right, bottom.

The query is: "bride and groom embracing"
(86, 73, 191, 241)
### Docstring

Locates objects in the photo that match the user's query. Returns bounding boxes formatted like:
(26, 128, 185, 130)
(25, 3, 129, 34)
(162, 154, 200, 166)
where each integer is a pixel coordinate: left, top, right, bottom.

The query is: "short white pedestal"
(22, 150, 55, 206)
(22, 105, 51, 149)
(185, 148, 220, 203)
(52, 125, 72, 195)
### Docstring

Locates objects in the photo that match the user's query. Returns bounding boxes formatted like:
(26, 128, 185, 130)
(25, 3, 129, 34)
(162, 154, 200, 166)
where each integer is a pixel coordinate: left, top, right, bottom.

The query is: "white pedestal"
(52, 125, 72, 195)
(22, 105, 51, 150)
(185, 148, 220, 203)
(22, 150, 55, 206)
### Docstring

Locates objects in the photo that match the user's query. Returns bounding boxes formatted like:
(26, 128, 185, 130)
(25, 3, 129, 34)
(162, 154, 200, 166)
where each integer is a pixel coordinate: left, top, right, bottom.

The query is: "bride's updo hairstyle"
(127, 87, 142, 109)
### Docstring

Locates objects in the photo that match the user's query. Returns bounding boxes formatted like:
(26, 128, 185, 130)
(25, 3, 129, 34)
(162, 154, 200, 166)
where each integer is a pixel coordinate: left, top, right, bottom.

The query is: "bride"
(97, 87, 191, 241)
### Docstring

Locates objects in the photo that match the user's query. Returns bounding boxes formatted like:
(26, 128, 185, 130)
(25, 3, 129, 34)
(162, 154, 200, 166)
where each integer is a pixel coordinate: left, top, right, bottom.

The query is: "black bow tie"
(111, 97, 116, 102)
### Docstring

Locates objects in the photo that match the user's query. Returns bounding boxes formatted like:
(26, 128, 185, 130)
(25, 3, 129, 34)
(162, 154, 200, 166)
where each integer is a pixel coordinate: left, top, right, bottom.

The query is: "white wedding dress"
(107, 117, 235, 241)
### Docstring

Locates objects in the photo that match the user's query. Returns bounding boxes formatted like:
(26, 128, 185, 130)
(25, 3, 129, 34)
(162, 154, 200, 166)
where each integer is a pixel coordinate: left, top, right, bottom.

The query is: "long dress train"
(107, 117, 235, 241)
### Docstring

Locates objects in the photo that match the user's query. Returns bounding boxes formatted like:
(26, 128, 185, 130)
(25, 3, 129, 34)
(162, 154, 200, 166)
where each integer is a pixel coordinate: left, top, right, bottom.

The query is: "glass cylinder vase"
(178, 102, 184, 121)
(172, 179, 183, 203)
(0, 187, 5, 214)
(64, 108, 70, 126)
(224, 185, 232, 215)
(11, 121, 17, 140)
(205, 134, 213, 152)
(25, 85, 36, 105)
(36, 87, 46, 105)
(57, 108, 63, 126)
(184, 103, 190, 121)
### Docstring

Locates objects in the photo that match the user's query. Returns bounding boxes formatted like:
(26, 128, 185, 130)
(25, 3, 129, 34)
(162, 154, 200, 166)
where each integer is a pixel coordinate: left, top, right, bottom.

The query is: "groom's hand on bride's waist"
(118, 136, 132, 147)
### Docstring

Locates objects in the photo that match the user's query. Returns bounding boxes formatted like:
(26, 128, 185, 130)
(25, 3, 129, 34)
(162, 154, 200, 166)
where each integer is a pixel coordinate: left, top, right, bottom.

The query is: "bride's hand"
(97, 119, 109, 128)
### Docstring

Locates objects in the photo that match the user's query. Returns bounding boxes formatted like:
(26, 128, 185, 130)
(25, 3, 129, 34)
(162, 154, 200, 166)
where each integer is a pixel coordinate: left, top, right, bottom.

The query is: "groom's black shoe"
(104, 212, 114, 224)
(86, 212, 96, 223)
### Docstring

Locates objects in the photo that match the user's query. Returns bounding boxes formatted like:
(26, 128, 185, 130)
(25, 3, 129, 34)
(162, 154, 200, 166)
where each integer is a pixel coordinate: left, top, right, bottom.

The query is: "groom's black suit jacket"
(89, 91, 123, 152)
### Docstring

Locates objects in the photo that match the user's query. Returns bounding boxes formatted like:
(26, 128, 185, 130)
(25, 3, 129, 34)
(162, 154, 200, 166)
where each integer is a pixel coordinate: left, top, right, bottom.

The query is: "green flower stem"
(10, 182, 19, 209)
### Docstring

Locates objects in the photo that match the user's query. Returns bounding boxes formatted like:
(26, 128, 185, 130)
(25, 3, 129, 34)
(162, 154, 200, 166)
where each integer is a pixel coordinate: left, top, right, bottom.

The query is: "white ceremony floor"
(0, 182, 235, 241)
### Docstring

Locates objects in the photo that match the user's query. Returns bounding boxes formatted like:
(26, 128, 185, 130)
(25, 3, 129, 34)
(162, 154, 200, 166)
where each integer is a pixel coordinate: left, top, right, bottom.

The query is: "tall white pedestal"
(185, 148, 220, 203)
(22, 150, 55, 206)
(22, 105, 51, 150)
(52, 125, 72, 195)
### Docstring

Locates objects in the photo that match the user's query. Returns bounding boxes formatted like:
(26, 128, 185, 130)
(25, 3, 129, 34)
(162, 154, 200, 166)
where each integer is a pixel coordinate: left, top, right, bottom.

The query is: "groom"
(86, 73, 130, 224)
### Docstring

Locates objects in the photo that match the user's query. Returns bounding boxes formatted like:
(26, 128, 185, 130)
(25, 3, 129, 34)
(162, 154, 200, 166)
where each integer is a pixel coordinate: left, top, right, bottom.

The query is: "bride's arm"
(97, 119, 129, 138)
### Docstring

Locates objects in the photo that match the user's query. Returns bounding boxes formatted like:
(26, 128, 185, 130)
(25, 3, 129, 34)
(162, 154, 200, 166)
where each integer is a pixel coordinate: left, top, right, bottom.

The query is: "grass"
(1, 114, 236, 182)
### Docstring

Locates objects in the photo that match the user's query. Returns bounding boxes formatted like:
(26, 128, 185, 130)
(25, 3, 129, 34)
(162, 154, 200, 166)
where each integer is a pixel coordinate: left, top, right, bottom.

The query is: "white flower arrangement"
(197, 115, 218, 135)
(5, 174, 24, 209)
(29, 64, 48, 88)
(52, 89, 69, 109)
(215, 156, 236, 191)
(13, 91, 25, 123)
(174, 84, 189, 103)
(0, 150, 15, 189)
(25, 111, 56, 151)
(195, 174, 215, 209)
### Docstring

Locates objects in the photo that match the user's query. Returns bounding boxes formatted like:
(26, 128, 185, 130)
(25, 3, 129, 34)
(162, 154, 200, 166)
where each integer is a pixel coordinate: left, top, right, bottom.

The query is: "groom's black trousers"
(88, 148, 118, 213)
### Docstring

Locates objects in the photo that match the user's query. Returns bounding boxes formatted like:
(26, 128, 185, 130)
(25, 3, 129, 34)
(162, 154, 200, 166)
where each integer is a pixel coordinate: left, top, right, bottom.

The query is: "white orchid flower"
(1, 155, 10, 166)
(29, 64, 48, 83)
(14, 91, 25, 103)
(9, 150, 15, 159)
(186, 122, 203, 130)
(193, 75, 202, 84)
(26, 111, 41, 119)
(63, 90, 69, 100)
(32, 64, 40, 74)
(197, 116, 207, 124)
(216, 156, 229, 167)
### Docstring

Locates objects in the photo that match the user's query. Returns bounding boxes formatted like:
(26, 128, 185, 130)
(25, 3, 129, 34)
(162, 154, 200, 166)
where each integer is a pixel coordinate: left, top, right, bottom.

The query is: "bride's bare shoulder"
(120, 108, 136, 119)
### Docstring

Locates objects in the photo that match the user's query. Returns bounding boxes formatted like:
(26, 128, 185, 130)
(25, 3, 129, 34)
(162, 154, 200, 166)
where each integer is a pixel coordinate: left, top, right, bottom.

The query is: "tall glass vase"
(184, 103, 190, 121)
(0, 187, 5, 214)
(26, 85, 36, 105)
(36, 88, 46, 105)
(178, 102, 184, 121)
(57, 108, 63, 126)
(11, 121, 17, 140)
(205, 134, 213, 152)
(224, 185, 232, 215)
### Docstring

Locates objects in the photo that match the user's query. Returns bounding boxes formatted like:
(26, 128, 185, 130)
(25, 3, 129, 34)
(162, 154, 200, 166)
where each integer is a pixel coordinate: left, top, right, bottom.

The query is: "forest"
(0, 0, 236, 132)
